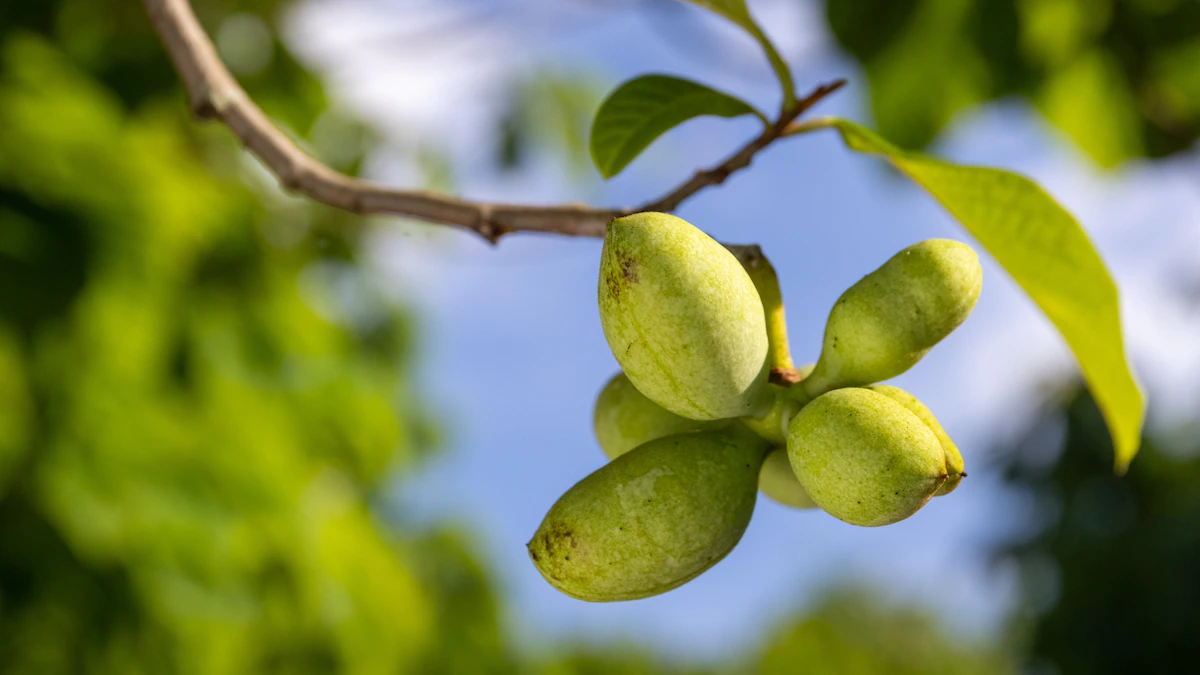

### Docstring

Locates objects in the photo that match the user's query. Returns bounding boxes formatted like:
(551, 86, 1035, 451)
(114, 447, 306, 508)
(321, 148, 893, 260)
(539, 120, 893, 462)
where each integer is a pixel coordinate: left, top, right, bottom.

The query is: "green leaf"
(810, 117, 1145, 472)
(678, 0, 796, 107)
(589, 74, 764, 179)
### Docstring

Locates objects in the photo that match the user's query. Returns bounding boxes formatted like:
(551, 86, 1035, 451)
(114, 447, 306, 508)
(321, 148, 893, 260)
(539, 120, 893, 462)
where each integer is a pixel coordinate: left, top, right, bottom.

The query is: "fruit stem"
(731, 245, 798, 386)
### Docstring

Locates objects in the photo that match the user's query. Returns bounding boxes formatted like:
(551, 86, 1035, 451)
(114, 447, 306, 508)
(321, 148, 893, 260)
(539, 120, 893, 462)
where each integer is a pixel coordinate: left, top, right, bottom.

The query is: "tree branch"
(142, 0, 842, 242)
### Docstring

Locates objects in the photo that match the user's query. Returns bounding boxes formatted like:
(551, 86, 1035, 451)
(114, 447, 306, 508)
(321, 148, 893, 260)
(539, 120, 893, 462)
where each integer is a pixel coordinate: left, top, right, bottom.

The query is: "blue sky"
(272, 0, 1200, 660)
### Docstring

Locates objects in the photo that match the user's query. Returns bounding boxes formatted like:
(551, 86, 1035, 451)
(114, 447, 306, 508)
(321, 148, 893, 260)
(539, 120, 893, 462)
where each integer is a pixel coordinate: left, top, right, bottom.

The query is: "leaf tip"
(1113, 452, 1131, 476)
(1110, 382, 1147, 477)
(595, 160, 621, 180)
(1112, 424, 1144, 477)
(588, 139, 617, 180)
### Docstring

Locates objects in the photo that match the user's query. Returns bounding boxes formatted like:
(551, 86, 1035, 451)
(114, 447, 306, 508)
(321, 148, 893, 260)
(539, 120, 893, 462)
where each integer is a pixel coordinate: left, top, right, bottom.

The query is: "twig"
(142, 0, 843, 242)
(640, 80, 844, 213)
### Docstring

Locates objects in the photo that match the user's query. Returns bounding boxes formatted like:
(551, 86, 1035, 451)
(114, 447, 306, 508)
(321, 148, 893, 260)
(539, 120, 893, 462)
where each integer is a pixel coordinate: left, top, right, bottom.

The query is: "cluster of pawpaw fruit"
(528, 212, 982, 602)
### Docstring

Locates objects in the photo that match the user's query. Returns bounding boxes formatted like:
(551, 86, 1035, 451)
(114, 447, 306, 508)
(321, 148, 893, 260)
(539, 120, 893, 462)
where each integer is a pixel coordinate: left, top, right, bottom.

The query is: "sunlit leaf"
(589, 74, 763, 179)
(811, 117, 1144, 471)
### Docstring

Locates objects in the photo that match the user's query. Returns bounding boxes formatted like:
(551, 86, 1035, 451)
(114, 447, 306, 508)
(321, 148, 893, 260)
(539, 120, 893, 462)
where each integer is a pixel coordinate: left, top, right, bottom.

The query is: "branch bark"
(142, 0, 842, 242)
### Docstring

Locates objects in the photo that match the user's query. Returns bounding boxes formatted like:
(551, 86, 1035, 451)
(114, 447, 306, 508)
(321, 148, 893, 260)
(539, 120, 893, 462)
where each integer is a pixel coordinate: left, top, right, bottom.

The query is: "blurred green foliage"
(827, 0, 1200, 166)
(0, 0, 447, 670)
(496, 71, 606, 177)
(0, 0, 1038, 672)
(757, 590, 1013, 675)
(994, 386, 1200, 673)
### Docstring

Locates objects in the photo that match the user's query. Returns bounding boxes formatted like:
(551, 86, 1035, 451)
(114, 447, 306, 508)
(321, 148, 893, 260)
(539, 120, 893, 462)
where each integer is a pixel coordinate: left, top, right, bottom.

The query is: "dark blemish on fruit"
(543, 525, 577, 558)
(604, 269, 624, 301)
(621, 256, 639, 283)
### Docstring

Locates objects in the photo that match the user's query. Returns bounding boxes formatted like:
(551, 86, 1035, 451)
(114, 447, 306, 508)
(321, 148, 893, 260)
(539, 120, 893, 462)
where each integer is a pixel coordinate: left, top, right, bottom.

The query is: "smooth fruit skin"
(803, 240, 982, 398)
(599, 212, 770, 421)
(758, 447, 817, 509)
(593, 372, 726, 459)
(787, 388, 947, 527)
(867, 384, 965, 496)
(528, 430, 768, 602)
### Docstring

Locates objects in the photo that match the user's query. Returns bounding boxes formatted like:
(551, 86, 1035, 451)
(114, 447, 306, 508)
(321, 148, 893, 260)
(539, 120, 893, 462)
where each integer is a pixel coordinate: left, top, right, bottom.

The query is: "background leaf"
(825, 0, 1200, 166)
(678, 0, 796, 107)
(813, 117, 1145, 471)
(589, 74, 762, 179)
(683, 0, 756, 28)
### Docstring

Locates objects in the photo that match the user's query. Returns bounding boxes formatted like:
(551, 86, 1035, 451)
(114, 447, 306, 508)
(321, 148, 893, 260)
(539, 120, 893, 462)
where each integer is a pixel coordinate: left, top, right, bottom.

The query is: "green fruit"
(867, 385, 965, 496)
(740, 364, 815, 445)
(803, 239, 982, 398)
(758, 447, 817, 509)
(599, 212, 769, 421)
(528, 429, 768, 602)
(593, 372, 726, 459)
(787, 388, 947, 527)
